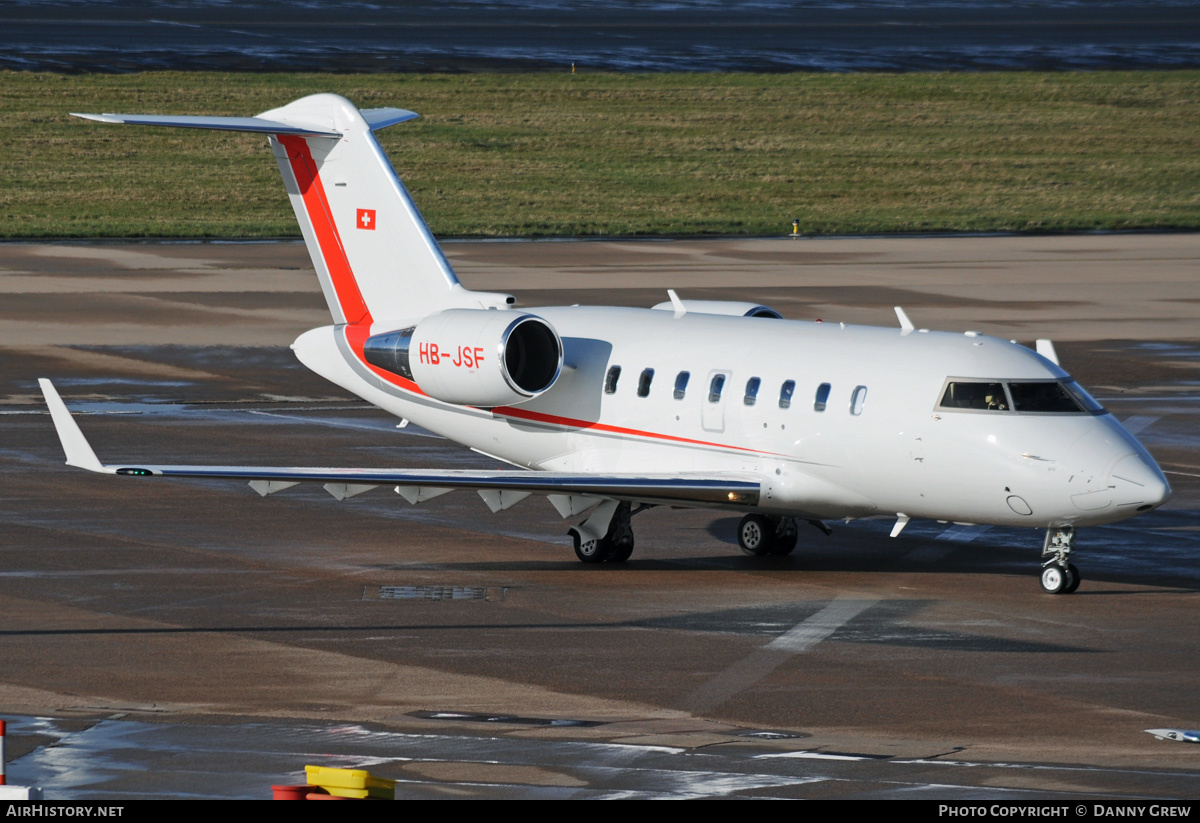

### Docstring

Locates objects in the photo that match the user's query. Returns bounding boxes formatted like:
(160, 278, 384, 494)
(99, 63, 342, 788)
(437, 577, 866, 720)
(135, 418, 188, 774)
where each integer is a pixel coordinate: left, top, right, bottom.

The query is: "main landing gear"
(737, 514, 799, 556)
(1040, 525, 1081, 594)
(569, 500, 637, 564)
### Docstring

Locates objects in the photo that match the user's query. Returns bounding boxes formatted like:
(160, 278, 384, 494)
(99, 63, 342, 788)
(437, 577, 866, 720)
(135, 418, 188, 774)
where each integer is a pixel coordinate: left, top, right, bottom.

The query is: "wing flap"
(40, 380, 760, 508)
(122, 464, 758, 507)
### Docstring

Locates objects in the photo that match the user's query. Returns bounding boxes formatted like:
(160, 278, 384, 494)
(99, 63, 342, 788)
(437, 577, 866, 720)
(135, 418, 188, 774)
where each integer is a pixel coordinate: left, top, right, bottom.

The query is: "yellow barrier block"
(305, 765, 395, 800)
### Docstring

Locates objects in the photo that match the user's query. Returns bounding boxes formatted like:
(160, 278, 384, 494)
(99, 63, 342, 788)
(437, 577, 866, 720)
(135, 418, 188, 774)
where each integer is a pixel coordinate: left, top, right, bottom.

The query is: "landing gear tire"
(570, 500, 635, 564)
(738, 514, 776, 556)
(1040, 563, 1069, 594)
(771, 534, 798, 556)
(770, 519, 799, 556)
(1040, 526, 1080, 594)
(572, 531, 609, 564)
(1063, 563, 1081, 594)
(608, 540, 635, 564)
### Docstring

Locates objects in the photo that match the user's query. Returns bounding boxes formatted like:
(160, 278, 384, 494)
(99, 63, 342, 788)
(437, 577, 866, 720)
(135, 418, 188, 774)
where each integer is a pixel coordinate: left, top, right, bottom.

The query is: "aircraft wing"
(39, 379, 759, 509)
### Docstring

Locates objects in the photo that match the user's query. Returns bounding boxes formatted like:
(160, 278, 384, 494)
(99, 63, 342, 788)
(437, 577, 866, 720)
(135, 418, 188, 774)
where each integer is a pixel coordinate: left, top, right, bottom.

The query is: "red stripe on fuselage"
(492, 404, 780, 456)
(278, 133, 775, 459)
(347, 327, 779, 457)
(343, 323, 430, 397)
(278, 135, 371, 326)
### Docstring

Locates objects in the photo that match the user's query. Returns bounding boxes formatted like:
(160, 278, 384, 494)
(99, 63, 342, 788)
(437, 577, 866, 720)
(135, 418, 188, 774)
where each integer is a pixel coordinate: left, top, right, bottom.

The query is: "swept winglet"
(1035, 338, 1060, 366)
(667, 288, 687, 319)
(38, 379, 110, 474)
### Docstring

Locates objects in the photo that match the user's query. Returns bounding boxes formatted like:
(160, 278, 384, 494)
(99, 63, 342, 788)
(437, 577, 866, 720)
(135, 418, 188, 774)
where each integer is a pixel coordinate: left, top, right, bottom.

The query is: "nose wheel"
(1040, 562, 1080, 594)
(1040, 526, 1081, 594)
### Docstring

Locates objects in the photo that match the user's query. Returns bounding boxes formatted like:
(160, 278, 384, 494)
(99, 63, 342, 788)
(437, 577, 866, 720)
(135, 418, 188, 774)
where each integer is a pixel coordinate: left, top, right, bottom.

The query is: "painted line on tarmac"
(902, 524, 992, 564)
(935, 525, 992, 543)
(685, 597, 878, 714)
(1120, 415, 1159, 435)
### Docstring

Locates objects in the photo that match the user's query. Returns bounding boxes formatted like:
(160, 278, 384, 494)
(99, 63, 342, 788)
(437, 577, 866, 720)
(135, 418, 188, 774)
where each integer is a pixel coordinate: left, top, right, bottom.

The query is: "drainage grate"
(737, 730, 806, 740)
(373, 585, 506, 602)
(409, 711, 604, 728)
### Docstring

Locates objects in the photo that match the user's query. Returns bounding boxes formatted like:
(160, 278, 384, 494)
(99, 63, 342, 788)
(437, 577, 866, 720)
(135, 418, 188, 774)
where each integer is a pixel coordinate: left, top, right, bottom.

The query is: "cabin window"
(744, 377, 761, 406)
(939, 381, 1008, 412)
(604, 365, 621, 394)
(674, 371, 690, 400)
(779, 380, 795, 409)
(708, 373, 726, 403)
(638, 368, 655, 398)
(814, 382, 831, 412)
(850, 385, 868, 415)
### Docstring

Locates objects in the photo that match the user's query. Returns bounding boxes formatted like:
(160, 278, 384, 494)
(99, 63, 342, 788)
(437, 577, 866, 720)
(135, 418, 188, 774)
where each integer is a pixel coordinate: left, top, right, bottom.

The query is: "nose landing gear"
(1040, 526, 1081, 594)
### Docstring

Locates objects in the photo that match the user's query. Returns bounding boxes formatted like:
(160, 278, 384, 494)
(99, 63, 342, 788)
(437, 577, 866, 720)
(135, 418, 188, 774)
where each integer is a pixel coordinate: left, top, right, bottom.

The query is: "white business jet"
(42, 94, 1170, 594)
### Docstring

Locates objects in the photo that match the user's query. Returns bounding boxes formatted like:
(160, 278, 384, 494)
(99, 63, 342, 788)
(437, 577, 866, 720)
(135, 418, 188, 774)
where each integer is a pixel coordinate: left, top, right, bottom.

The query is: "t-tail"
(73, 94, 513, 329)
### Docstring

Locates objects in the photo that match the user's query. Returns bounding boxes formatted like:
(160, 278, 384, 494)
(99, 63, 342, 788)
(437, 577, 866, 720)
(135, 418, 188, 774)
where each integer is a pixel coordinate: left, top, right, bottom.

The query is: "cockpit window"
(1009, 380, 1105, 414)
(1062, 380, 1105, 413)
(1008, 381, 1080, 412)
(939, 381, 1009, 411)
(937, 379, 1106, 415)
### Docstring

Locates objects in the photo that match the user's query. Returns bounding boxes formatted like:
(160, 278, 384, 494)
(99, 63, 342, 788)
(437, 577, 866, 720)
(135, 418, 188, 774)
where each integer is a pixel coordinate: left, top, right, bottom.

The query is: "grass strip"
(3, 70, 1199, 238)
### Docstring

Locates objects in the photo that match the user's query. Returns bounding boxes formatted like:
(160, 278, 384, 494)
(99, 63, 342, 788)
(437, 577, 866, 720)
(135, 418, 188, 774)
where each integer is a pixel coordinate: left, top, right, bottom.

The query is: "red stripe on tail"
(278, 135, 372, 326)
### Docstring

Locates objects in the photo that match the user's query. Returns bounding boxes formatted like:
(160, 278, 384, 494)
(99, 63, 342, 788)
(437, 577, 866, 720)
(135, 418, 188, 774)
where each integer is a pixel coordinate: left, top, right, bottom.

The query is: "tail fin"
(73, 94, 512, 327)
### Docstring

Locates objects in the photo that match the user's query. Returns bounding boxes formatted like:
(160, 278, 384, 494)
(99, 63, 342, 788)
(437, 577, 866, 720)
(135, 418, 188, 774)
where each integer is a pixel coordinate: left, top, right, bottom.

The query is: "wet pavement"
(5, 0, 1200, 73)
(0, 238, 1198, 799)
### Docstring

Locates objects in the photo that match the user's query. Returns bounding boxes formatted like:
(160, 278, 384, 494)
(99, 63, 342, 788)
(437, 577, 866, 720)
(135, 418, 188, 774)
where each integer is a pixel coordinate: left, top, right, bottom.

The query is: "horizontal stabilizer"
(70, 112, 344, 138)
(39, 381, 760, 508)
(360, 108, 421, 131)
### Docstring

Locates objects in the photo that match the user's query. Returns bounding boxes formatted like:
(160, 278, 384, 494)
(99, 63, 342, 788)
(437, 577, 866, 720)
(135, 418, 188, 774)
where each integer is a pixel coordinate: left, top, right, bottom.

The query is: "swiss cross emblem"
(356, 209, 376, 230)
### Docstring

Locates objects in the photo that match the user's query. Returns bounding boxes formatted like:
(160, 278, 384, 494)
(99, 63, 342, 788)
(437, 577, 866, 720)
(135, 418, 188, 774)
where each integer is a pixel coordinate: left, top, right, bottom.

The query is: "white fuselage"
(293, 305, 1170, 530)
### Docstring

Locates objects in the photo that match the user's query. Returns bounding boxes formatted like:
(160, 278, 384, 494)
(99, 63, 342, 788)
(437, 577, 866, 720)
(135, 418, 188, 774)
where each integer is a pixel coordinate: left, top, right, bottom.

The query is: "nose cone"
(1109, 452, 1172, 511)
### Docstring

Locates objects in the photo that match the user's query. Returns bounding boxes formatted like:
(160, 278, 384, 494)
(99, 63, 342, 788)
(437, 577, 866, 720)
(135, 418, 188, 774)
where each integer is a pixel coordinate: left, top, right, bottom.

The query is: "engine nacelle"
(363, 309, 563, 407)
(650, 300, 783, 319)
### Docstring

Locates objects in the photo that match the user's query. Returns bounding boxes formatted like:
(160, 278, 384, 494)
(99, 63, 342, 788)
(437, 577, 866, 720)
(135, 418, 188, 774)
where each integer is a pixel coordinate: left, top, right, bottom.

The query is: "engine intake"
(363, 310, 563, 407)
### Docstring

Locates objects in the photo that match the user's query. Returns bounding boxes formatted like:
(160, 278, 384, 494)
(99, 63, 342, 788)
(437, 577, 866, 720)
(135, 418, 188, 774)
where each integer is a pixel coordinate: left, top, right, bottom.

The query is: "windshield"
(937, 379, 1105, 415)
